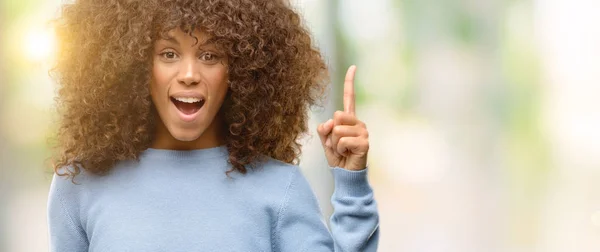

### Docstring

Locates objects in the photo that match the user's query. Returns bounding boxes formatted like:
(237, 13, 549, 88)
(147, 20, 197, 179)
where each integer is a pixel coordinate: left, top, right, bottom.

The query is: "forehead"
(158, 28, 211, 42)
(154, 25, 227, 52)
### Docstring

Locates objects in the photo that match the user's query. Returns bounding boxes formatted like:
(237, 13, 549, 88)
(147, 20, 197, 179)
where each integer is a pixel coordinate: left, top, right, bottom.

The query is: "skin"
(317, 66, 370, 171)
(150, 28, 229, 150)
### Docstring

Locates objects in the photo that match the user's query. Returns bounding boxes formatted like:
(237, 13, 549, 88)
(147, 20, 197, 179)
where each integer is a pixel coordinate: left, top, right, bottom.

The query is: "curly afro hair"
(51, 0, 328, 178)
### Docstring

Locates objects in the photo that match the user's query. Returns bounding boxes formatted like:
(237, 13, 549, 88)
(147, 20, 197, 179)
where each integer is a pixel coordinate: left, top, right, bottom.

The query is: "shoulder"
(50, 166, 90, 193)
(48, 166, 93, 222)
(49, 159, 132, 201)
(245, 157, 307, 188)
(233, 157, 315, 200)
(253, 158, 300, 176)
(49, 166, 96, 206)
(250, 157, 317, 202)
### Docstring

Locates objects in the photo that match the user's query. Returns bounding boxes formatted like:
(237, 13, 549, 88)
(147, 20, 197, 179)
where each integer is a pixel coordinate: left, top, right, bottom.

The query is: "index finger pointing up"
(344, 65, 357, 115)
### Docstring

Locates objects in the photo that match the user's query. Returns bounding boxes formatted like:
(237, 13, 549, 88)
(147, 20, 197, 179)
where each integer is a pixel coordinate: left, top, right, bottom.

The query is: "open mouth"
(170, 96, 205, 115)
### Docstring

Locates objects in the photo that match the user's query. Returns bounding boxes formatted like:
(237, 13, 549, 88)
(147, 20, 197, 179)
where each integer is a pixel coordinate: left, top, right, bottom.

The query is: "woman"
(48, 0, 379, 251)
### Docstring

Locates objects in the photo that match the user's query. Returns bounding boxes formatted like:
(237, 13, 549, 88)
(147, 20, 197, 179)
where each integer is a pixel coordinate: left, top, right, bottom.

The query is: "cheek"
(206, 67, 229, 98)
(150, 64, 169, 97)
(214, 68, 229, 92)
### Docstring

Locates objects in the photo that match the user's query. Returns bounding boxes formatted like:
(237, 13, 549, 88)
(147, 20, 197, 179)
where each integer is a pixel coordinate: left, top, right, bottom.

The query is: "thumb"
(317, 119, 333, 147)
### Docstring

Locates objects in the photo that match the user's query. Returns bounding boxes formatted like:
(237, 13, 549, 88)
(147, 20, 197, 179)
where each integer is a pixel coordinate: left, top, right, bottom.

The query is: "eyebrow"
(162, 36, 179, 45)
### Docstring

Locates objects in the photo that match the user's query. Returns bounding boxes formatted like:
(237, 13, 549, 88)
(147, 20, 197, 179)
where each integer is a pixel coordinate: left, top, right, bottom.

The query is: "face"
(150, 28, 229, 149)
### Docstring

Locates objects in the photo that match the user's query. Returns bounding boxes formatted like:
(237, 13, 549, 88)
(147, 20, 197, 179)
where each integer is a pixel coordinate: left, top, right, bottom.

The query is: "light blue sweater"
(48, 146, 379, 251)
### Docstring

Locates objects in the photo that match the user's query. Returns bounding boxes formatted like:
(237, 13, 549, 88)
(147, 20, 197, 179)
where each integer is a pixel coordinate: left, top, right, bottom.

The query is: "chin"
(169, 128, 204, 142)
(174, 135, 201, 142)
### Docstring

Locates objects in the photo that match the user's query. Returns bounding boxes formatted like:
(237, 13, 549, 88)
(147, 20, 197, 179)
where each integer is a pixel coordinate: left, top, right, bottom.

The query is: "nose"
(176, 57, 201, 86)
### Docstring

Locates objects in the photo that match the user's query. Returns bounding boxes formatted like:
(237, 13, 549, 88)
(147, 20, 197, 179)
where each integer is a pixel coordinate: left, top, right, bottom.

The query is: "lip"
(169, 91, 206, 123)
(170, 91, 206, 100)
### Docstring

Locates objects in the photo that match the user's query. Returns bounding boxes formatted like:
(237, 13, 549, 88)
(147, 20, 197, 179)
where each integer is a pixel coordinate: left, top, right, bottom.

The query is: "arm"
(272, 167, 379, 252)
(311, 65, 379, 251)
(330, 167, 379, 252)
(276, 65, 378, 251)
(47, 174, 89, 252)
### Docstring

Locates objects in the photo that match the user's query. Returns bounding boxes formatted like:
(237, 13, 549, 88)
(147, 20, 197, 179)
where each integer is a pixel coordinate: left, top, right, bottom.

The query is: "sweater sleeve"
(272, 167, 379, 252)
(47, 174, 89, 252)
(330, 167, 379, 251)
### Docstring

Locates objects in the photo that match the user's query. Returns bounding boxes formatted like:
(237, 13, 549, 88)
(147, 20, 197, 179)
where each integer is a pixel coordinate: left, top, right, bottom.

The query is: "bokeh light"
(24, 27, 56, 62)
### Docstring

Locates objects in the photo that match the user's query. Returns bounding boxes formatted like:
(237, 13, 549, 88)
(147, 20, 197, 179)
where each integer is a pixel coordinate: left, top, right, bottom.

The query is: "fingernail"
(325, 138, 331, 147)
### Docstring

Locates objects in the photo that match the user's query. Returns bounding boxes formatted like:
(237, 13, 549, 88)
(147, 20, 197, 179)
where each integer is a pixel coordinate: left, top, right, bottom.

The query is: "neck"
(150, 119, 225, 150)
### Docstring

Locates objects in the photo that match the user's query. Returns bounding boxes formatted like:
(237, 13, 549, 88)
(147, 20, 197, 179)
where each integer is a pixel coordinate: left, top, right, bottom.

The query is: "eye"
(159, 51, 178, 61)
(199, 52, 219, 63)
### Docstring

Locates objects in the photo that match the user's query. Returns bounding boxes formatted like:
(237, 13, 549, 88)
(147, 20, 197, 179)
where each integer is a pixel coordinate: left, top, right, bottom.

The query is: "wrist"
(331, 167, 372, 198)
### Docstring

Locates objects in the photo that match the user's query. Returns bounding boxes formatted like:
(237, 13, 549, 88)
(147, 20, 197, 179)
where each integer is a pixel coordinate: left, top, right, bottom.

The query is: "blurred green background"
(2, 0, 600, 251)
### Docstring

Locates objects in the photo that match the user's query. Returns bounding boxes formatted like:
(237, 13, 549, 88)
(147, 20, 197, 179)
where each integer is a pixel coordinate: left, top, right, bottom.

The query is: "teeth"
(173, 97, 203, 103)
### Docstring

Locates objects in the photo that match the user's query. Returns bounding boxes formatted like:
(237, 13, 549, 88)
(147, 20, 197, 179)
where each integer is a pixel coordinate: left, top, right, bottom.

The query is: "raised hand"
(317, 65, 369, 171)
